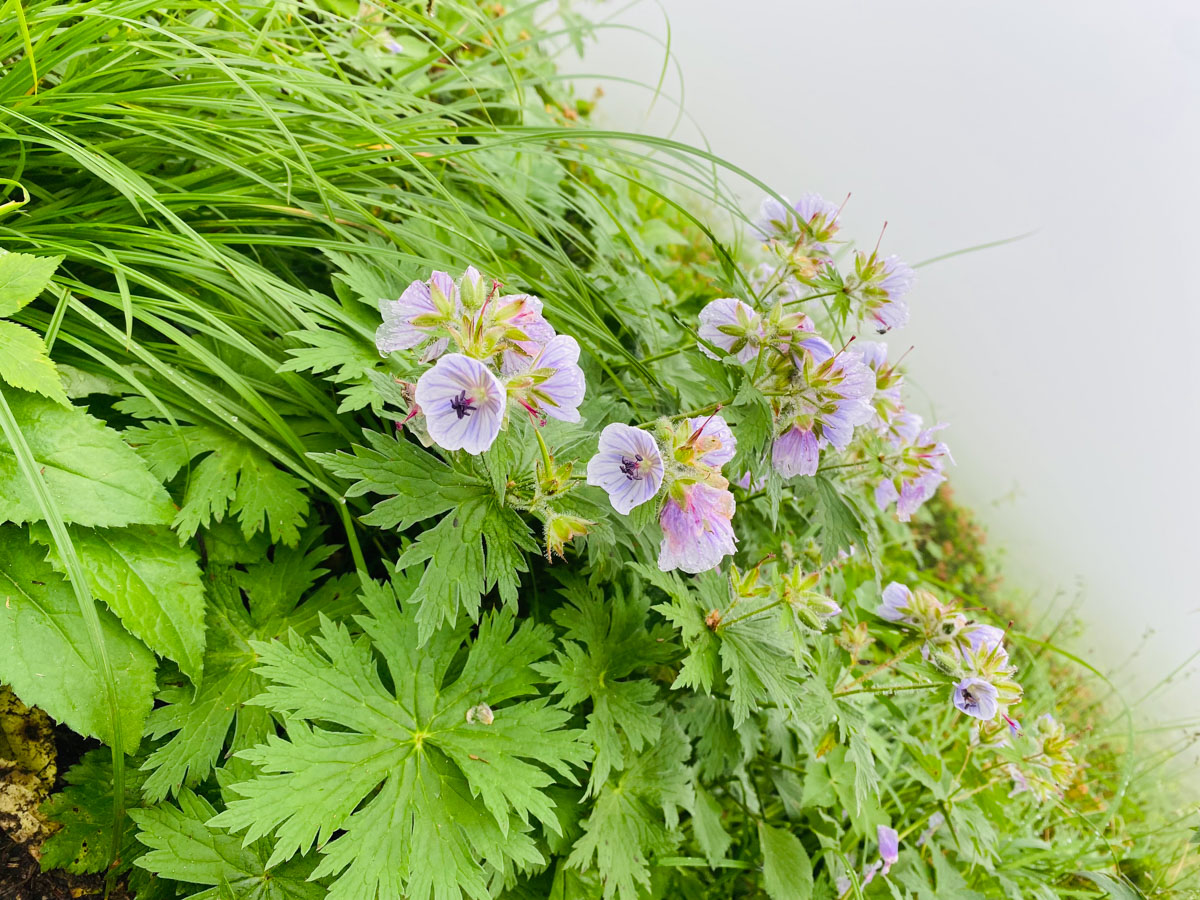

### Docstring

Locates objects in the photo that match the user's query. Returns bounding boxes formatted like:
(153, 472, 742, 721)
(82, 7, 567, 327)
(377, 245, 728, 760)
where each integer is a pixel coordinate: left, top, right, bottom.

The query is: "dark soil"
(0, 830, 129, 900)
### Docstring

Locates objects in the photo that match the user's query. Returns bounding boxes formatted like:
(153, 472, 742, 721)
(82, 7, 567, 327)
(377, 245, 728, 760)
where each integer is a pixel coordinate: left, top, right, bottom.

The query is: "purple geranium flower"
(772, 426, 820, 478)
(697, 297, 762, 363)
(658, 482, 737, 574)
(754, 193, 840, 245)
(875, 256, 915, 329)
(587, 423, 665, 514)
(876, 422, 954, 521)
(954, 676, 1000, 720)
(688, 415, 737, 468)
(376, 270, 460, 360)
(962, 622, 1006, 657)
(508, 334, 586, 424)
(877, 581, 913, 622)
(414, 353, 506, 454)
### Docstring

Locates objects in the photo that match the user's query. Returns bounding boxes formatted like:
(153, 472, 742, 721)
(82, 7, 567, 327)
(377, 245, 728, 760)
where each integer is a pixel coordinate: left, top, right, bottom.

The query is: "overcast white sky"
(559, 0, 1200, 721)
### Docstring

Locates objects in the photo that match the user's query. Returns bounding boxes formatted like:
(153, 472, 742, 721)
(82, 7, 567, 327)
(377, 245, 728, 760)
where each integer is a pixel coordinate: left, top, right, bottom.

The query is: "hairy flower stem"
(833, 680, 948, 699)
(837, 641, 922, 692)
(717, 597, 785, 631)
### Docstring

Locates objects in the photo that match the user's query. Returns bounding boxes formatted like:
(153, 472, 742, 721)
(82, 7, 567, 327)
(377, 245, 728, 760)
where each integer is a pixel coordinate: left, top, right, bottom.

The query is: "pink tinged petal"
(657, 483, 737, 574)
(858, 340, 889, 371)
(698, 297, 759, 363)
(953, 677, 1000, 720)
(587, 423, 664, 514)
(772, 427, 819, 478)
(414, 354, 505, 455)
(875, 478, 899, 512)
(688, 414, 737, 468)
(532, 335, 586, 423)
(880, 255, 915, 301)
(376, 280, 436, 353)
(498, 293, 556, 346)
(877, 582, 912, 621)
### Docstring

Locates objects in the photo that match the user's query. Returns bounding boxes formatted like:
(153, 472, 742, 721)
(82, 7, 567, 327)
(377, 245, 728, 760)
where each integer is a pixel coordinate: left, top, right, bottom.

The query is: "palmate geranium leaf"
(566, 722, 692, 900)
(211, 574, 591, 900)
(636, 565, 804, 726)
(132, 789, 324, 900)
(311, 428, 487, 530)
(141, 537, 360, 801)
(125, 422, 309, 546)
(534, 572, 674, 793)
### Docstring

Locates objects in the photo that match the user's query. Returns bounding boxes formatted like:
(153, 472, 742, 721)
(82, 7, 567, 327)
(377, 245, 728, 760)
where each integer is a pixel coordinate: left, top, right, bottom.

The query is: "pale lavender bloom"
(917, 812, 945, 847)
(884, 410, 923, 446)
(954, 676, 1000, 720)
(870, 256, 915, 333)
(754, 193, 840, 245)
(510, 334, 586, 423)
(835, 876, 851, 895)
(963, 623, 1006, 657)
(772, 426, 819, 477)
(877, 825, 899, 875)
(791, 332, 836, 365)
(658, 482, 737, 574)
(858, 340, 889, 371)
(376, 270, 459, 360)
(793, 192, 840, 230)
(754, 196, 794, 241)
(384, 37, 403, 54)
(697, 297, 761, 363)
(877, 582, 913, 622)
(688, 415, 737, 468)
(587, 424, 665, 515)
(876, 422, 953, 521)
(414, 353, 505, 454)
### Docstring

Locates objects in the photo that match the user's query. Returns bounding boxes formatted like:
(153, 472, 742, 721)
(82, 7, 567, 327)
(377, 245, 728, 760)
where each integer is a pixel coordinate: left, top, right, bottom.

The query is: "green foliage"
(0, 393, 174, 527)
(0, 526, 155, 745)
(132, 790, 325, 900)
(32, 523, 207, 683)
(211, 575, 591, 900)
(41, 748, 146, 875)
(0, 1, 1192, 899)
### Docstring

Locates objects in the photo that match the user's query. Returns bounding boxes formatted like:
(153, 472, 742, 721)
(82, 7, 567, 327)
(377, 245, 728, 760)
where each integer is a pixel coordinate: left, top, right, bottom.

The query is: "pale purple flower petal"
(754, 196, 793, 240)
(772, 426, 819, 478)
(917, 812, 945, 847)
(877, 825, 899, 875)
(658, 482, 737, 574)
(954, 676, 1000, 720)
(587, 424, 665, 515)
(414, 354, 505, 454)
(377, 278, 448, 354)
(793, 192, 840, 228)
(877, 582, 912, 621)
(521, 334, 586, 423)
(698, 297, 760, 363)
(869, 256, 914, 333)
(963, 623, 1005, 656)
(688, 415, 737, 468)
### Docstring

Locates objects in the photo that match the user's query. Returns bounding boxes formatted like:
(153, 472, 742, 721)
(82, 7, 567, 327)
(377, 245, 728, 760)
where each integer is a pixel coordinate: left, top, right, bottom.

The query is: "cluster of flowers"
(377, 192, 950, 575)
(586, 416, 739, 574)
(878, 582, 1023, 724)
(1006, 713, 1081, 802)
(376, 267, 586, 454)
(698, 193, 953, 521)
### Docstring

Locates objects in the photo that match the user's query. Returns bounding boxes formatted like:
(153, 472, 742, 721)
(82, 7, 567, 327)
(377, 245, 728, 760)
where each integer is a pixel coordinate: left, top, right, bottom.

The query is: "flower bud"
(544, 513, 592, 561)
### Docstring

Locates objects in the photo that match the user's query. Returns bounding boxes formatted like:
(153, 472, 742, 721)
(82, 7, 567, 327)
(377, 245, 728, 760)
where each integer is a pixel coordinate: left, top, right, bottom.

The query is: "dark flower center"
(450, 391, 476, 419)
(619, 454, 644, 481)
(961, 688, 976, 706)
